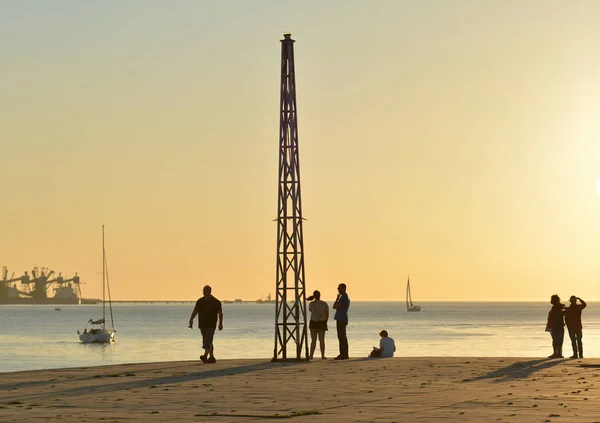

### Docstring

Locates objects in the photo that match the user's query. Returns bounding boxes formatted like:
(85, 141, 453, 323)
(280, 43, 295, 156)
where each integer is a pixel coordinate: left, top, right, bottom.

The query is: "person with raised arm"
(564, 295, 587, 359)
(333, 283, 350, 360)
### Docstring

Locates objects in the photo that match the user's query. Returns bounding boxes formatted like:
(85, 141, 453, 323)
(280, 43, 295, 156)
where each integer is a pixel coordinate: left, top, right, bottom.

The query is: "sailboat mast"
(102, 225, 106, 329)
(406, 277, 409, 309)
(105, 238, 115, 331)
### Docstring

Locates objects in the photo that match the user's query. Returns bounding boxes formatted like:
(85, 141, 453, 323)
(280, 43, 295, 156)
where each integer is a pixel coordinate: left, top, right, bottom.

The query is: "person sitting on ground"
(370, 330, 396, 358)
(378, 330, 396, 358)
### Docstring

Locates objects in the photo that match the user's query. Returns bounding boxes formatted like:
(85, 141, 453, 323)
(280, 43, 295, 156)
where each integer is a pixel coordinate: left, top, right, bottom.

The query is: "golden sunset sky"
(2, 1, 600, 301)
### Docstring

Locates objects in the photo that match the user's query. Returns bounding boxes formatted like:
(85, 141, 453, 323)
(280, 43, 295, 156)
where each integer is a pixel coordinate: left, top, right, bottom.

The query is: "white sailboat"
(406, 276, 421, 312)
(78, 225, 116, 343)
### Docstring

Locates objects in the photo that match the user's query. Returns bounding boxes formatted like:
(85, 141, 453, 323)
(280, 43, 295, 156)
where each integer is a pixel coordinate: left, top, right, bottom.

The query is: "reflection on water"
(1, 302, 600, 372)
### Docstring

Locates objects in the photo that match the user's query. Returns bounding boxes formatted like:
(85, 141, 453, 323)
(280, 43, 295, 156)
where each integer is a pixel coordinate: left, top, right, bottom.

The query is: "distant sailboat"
(406, 276, 421, 312)
(78, 225, 116, 343)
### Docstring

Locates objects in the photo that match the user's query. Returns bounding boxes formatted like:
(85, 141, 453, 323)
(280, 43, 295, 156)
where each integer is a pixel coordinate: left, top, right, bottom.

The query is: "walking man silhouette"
(189, 285, 224, 363)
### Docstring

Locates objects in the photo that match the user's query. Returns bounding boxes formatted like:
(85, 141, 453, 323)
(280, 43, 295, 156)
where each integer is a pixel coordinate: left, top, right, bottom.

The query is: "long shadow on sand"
(470, 359, 564, 382)
(1, 360, 306, 402)
(0, 361, 204, 392)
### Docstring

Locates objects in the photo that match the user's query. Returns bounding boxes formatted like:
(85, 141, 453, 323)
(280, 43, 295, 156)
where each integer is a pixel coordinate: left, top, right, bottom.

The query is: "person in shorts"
(189, 285, 223, 363)
(307, 290, 329, 360)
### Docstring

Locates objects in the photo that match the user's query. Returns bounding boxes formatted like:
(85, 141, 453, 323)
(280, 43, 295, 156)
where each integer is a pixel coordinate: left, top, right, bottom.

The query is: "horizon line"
(82, 298, 597, 303)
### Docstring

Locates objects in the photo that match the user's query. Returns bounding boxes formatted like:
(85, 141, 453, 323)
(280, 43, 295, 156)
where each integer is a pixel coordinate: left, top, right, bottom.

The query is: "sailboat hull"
(79, 329, 115, 343)
(406, 306, 421, 312)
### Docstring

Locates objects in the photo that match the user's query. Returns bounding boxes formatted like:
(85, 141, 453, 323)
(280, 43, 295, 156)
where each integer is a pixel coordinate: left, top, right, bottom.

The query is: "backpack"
(368, 347, 381, 358)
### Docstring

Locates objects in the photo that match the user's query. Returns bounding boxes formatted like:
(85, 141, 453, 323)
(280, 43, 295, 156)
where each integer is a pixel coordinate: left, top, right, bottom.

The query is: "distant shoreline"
(94, 299, 590, 303)
(3, 299, 593, 305)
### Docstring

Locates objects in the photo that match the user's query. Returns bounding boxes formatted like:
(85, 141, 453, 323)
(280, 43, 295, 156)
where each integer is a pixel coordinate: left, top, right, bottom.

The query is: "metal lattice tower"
(273, 32, 309, 361)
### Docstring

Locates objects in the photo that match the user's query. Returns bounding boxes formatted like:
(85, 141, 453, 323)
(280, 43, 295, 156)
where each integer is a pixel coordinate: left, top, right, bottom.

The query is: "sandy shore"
(2, 357, 600, 422)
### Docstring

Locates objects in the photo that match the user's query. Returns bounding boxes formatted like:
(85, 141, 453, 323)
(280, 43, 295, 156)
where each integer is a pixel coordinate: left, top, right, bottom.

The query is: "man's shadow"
(470, 359, 564, 382)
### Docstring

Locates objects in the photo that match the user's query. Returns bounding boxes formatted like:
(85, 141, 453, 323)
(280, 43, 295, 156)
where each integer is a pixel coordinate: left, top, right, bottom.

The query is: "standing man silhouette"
(564, 295, 587, 359)
(333, 283, 350, 360)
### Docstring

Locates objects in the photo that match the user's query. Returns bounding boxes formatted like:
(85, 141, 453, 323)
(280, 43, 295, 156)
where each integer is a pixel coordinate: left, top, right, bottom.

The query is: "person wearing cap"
(189, 285, 224, 363)
(307, 290, 329, 360)
(564, 295, 587, 359)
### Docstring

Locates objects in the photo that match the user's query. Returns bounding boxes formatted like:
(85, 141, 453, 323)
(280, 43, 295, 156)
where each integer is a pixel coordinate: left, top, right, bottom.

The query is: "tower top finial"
(283, 32, 292, 39)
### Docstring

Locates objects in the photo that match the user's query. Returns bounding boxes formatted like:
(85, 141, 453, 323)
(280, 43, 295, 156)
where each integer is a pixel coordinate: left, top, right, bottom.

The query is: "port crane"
(22, 267, 55, 299)
(1, 265, 84, 304)
(0, 267, 30, 300)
